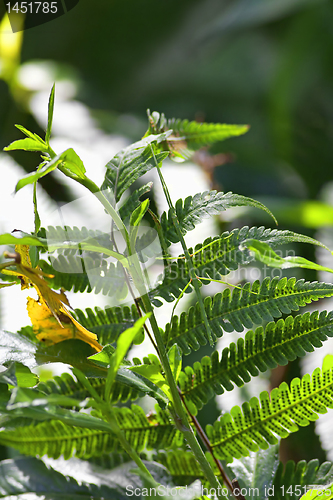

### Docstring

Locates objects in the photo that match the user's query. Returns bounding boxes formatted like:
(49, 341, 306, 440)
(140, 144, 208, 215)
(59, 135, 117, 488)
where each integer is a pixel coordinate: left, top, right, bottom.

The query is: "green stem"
(57, 168, 130, 246)
(151, 146, 214, 346)
(139, 292, 223, 498)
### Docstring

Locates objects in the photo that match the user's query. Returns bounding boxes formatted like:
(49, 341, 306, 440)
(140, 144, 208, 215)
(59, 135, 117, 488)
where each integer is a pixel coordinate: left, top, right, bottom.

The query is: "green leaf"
(3, 137, 49, 153)
(207, 365, 333, 462)
(168, 345, 182, 382)
(0, 231, 45, 247)
(15, 148, 86, 192)
(119, 182, 153, 220)
(0, 456, 167, 499)
(130, 198, 150, 227)
(129, 357, 170, 399)
(2, 387, 112, 432)
(8, 386, 82, 409)
(0, 405, 183, 457)
(0, 331, 39, 370)
(180, 310, 333, 414)
(37, 366, 169, 408)
(102, 132, 170, 202)
(0, 332, 106, 377)
(155, 449, 220, 489)
(151, 226, 332, 308)
(90, 315, 151, 400)
(15, 158, 63, 192)
(147, 110, 249, 151)
(245, 240, 333, 274)
(161, 191, 277, 246)
(273, 459, 333, 500)
(58, 147, 86, 178)
(300, 485, 333, 500)
(323, 355, 333, 372)
(130, 198, 150, 248)
(112, 315, 150, 369)
(0, 362, 38, 388)
(45, 83, 55, 144)
(15, 124, 45, 142)
(163, 277, 333, 354)
(227, 445, 280, 500)
(73, 304, 140, 344)
(116, 366, 169, 407)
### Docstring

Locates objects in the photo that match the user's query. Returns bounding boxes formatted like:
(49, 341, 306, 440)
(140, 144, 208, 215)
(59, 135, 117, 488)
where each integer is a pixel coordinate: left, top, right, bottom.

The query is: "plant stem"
(57, 168, 129, 244)
(178, 388, 236, 497)
(139, 292, 224, 499)
(151, 146, 214, 346)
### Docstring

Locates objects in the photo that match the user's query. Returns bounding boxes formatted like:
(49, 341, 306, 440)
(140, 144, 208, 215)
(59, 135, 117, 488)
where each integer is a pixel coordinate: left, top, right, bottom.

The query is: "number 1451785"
(6, 2, 58, 14)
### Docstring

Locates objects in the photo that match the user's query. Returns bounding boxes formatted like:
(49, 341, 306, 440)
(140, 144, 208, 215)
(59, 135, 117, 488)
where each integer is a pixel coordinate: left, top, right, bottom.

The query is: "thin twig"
(178, 387, 239, 499)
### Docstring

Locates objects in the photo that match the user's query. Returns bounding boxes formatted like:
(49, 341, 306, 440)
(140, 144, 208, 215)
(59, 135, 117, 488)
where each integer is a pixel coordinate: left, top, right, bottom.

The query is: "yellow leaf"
(27, 296, 103, 352)
(3, 245, 102, 352)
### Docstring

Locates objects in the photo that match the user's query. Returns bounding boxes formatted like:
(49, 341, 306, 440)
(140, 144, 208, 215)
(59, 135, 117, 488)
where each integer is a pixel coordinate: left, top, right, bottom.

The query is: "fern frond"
(38, 371, 141, 405)
(43, 225, 113, 254)
(0, 405, 183, 459)
(179, 310, 333, 414)
(40, 255, 127, 298)
(207, 365, 333, 462)
(161, 191, 277, 246)
(273, 459, 333, 500)
(147, 111, 249, 150)
(151, 226, 329, 307)
(155, 450, 220, 487)
(163, 277, 333, 353)
(89, 450, 133, 469)
(74, 304, 140, 345)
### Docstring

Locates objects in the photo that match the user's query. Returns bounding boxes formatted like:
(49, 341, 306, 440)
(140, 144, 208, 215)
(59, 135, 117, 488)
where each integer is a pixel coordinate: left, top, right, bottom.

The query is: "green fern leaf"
(163, 277, 333, 354)
(147, 111, 249, 151)
(0, 405, 183, 459)
(273, 459, 333, 500)
(101, 134, 169, 202)
(38, 371, 141, 405)
(155, 450, 220, 487)
(161, 191, 277, 246)
(40, 256, 128, 298)
(179, 310, 333, 413)
(151, 226, 330, 307)
(74, 304, 140, 345)
(42, 225, 113, 252)
(207, 366, 333, 462)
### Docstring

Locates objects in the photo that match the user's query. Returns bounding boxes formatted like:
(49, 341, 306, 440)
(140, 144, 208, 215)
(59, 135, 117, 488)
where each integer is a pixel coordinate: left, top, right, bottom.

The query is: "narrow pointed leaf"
(245, 240, 333, 274)
(45, 83, 55, 144)
(4, 137, 49, 153)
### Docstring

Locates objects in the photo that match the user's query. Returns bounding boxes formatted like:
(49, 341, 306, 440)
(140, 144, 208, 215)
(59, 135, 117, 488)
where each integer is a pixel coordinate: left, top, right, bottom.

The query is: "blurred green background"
(1, 0, 333, 467)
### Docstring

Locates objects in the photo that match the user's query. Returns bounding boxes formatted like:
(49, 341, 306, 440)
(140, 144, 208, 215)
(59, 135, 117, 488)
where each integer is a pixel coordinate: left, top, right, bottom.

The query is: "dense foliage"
(0, 88, 333, 499)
